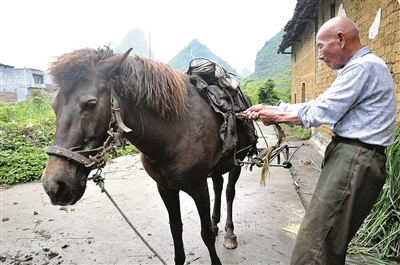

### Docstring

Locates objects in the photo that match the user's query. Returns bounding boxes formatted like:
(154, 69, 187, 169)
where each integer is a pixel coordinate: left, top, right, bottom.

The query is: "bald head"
(316, 17, 363, 69)
(317, 16, 360, 42)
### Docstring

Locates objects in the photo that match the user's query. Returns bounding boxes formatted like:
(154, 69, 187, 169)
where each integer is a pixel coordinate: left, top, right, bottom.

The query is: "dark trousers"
(290, 141, 387, 265)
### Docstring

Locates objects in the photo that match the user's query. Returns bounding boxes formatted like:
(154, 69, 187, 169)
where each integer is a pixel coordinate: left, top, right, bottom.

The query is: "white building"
(0, 63, 46, 102)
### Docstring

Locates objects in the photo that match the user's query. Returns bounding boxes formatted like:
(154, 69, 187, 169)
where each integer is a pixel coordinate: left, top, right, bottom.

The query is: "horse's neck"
(121, 107, 180, 159)
(119, 85, 222, 164)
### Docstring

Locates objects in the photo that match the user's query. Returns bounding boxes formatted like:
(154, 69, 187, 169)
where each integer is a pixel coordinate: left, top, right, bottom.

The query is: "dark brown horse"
(41, 47, 256, 265)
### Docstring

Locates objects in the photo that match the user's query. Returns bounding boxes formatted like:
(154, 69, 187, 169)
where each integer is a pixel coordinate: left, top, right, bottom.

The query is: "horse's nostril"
(43, 179, 69, 203)
(55, 181, 67, 197)
(44, 180, 58, 196)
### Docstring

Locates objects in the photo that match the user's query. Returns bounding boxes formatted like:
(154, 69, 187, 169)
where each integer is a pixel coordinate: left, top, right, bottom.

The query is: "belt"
(332, 135, 386, 156)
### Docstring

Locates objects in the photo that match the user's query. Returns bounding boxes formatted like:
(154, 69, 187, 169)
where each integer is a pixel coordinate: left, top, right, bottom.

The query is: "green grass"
(348, 124, 400, 262)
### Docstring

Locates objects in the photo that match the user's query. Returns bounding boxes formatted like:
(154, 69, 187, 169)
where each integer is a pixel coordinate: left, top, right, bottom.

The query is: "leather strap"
(46, 146, 94, 166)
(111, 87, 132, 133)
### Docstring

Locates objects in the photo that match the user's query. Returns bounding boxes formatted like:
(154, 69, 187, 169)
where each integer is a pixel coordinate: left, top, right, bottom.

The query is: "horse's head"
(42, 48, 131, 206)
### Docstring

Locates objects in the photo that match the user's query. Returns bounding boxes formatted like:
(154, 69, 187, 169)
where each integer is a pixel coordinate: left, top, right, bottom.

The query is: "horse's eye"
(82, 100, 98, 110)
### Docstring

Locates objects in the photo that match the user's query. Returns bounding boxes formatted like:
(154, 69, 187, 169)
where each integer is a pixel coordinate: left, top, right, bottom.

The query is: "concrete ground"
(1, 123, 323, 265)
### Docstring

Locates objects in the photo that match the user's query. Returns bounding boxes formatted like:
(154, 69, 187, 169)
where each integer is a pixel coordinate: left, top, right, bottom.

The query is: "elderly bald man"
(245, 16, 396, 264)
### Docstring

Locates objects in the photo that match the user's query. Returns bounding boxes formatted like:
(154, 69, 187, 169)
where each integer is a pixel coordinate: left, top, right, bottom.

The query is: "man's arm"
(245, 104, 301, 126)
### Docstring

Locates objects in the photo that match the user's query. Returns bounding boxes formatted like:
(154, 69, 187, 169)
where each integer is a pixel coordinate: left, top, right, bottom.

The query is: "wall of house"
(290, 0, 400, 151)
(0, 89, 18, 102)
(341, 0, 400, 122)
(292, 24, 317, 105)
(0, 66, 45, 102)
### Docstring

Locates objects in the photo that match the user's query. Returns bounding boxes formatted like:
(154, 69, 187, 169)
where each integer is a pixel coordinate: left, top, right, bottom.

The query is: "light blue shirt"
(280, 47, 397, 146)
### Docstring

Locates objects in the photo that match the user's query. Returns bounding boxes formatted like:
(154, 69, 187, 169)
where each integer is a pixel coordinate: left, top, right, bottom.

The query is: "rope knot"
(92, 172, 105, 192)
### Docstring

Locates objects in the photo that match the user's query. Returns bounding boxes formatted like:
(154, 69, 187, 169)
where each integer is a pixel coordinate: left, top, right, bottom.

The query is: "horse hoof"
(223, 236, 238, 249)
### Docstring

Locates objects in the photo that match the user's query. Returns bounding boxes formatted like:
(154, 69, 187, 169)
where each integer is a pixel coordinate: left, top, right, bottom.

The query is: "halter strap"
(111, 87, 132, 133)
(46, 146, 101, 166)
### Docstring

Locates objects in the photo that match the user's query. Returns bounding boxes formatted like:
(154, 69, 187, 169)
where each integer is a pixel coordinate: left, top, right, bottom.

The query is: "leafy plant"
(348, 124, 400, 261)
(0, 96, 55, 184)
(258, 77, 280, 105)
(281, 124, 311, 140)
(241, 77, 284, 107)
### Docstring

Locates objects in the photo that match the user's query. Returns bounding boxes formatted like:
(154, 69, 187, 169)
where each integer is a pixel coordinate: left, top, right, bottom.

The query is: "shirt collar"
(337, 47, 371, 75)
(346, 46, 372, 65)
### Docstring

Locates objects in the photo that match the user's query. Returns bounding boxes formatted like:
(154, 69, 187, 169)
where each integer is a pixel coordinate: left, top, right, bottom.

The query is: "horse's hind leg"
(211, 174, 223, 236)
(224, 165, 241, 249)
(189, 182, 222, 265)
(157, 184, 185, 265)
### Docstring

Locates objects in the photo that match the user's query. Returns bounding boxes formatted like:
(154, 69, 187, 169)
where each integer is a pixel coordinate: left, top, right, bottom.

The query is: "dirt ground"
(1, 124, 324, 265)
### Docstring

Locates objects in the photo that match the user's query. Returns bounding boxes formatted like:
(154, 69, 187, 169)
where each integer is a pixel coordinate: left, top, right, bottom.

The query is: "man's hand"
(244, 104, 279, 125)
(244, 104, 301, 126)
(258, 108, 280, 126)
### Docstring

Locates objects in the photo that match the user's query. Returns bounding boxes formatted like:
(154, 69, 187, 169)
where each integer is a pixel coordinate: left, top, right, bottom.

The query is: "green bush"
(0, 96, 55, 184)
(0, 128, 51, 184)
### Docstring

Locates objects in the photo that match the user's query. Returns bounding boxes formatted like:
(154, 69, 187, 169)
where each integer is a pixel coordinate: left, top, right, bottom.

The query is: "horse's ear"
(98, 48, 133, 78)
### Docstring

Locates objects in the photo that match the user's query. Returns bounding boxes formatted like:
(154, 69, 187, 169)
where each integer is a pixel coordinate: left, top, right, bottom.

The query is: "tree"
(258, 78, 280, 105)
(240, 78, 259, 105)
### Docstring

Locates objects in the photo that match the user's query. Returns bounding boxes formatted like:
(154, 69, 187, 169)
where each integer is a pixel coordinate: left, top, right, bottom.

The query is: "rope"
(235, 113, 286, 184)
(90, 175, 168, 265)
(260, 124, 285, 185)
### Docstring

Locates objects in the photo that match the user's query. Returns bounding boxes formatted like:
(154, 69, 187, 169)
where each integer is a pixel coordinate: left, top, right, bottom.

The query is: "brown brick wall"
(292, 24, 317, 104)
(340, 0, 400, 122)
(0, 89, 18, 103)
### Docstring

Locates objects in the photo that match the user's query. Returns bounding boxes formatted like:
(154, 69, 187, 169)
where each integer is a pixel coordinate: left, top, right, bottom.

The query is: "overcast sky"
(0, 0, 297, 73)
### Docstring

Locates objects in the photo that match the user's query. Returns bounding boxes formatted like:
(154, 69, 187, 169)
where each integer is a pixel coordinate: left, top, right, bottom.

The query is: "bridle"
(46, 87, 132, 171)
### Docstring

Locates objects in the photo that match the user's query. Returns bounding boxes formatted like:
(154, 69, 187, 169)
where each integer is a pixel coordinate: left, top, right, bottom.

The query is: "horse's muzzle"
(41, 156, 87, 206)
(42, 179, 82, 206)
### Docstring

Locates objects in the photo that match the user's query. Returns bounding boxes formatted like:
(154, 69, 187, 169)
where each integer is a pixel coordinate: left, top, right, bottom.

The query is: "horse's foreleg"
(157, 184, 185, 265)
(211, 174, 223, 236)
(224, 166, 241, 249)
(190, 182, 222, 265)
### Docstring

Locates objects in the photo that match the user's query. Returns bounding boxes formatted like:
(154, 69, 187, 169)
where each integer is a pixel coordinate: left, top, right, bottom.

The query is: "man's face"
(316, 32, 346, 70)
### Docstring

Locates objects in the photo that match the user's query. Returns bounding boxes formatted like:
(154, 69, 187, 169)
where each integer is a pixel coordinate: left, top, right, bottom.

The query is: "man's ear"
(338, 32, 345, 45)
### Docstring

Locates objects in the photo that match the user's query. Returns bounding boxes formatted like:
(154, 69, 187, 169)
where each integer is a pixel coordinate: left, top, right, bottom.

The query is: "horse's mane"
(49, 47, 189, 117)
(116, 54, 189, 118)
